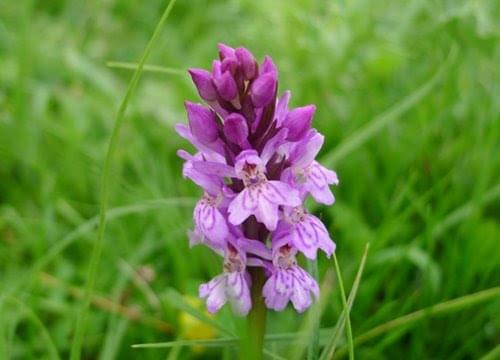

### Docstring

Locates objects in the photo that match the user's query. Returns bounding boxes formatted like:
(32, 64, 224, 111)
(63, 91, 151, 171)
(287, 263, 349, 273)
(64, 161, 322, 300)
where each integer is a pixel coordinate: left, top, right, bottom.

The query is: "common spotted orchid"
(177, 44, 338, 316)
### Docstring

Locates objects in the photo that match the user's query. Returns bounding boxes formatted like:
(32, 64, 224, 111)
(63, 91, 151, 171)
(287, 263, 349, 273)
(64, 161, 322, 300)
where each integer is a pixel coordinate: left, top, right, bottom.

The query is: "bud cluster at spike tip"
(176, 44, 339, 315)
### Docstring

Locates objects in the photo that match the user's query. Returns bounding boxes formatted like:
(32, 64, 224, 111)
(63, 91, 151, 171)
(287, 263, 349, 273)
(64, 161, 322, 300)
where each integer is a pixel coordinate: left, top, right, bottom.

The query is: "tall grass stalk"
(333, 253, 355, 360)
(69, 1, 178, 358)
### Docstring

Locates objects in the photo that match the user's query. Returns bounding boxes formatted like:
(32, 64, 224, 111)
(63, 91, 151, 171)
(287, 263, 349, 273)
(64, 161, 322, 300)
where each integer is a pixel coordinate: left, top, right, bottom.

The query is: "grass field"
(1, 0, 499, 359)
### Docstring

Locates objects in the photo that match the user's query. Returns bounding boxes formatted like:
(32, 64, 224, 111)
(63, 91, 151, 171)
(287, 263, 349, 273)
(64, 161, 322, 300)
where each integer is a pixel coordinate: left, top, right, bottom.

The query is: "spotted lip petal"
(302, 161, 339, 205)
(263, 265, 319, 313)
(273, 210, 335, 260)
(228, 181, 300, 230)
(199, 275, 227, 313)
(226, 272, 252, 315)
(199, 248, 252, 316)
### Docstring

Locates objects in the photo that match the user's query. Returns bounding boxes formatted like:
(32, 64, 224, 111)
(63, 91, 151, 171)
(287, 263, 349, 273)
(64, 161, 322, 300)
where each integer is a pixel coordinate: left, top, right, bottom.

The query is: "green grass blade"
(335, 286, 500, 357)
(333, 253, 354, 360)
(133, 338, 286, 360)
(480, 344, 500, 360)
(69, 1, 178, 359)
(132, 338, 237, 349)
(263, 349, 287, 360)
(290, 266, 334, 360)
(320, 46, 457, 167)
(106, 61, 186, 76)
(320, 243, 370, 360)
(33, 198, 194, 276)
(161, 288, 236, 337)
(2, 297, 61, 360)
(149, 287, 289, 359)
(430, 183, 500, 240)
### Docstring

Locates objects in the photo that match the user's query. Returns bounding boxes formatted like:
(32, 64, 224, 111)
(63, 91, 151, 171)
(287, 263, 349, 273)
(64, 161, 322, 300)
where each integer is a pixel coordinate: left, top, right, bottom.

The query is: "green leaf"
(320, 243, 370, 360)
(106, 61, 186, 76)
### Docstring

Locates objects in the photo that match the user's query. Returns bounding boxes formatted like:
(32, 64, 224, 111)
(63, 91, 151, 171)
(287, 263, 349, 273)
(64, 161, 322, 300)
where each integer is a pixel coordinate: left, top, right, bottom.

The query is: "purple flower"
(228, 150, 301, 231)
(199, 243, 252, 315)
(177, 44, 339, 315)
(263, 245, 319, 312)
(274, 206, 335, 260)
(282, 130, 339, 205)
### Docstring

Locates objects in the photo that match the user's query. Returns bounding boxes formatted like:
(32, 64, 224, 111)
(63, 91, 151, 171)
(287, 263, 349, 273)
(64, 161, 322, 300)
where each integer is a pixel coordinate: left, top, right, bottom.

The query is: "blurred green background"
(1, 0, 499, 359)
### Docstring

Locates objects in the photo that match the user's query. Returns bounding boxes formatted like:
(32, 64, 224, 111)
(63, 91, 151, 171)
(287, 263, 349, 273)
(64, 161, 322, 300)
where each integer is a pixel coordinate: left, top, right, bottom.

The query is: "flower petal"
(199, 275, 227, 314)
(194, 199, 229, 247)
(256, 196, 279, 231)
(226, 272, 252, 316)
(293, 215, 335, 259)
(228, 188, 257, 226)
(265, 181, 301, 207)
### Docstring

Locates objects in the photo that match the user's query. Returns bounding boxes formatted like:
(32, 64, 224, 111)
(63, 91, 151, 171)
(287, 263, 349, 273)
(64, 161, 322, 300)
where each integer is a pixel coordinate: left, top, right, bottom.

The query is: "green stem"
(243, 267, 267, 360)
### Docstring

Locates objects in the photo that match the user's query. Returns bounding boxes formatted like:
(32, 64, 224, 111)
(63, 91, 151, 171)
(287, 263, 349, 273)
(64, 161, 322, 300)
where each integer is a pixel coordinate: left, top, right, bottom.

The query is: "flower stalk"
(245, 267, 267, 360)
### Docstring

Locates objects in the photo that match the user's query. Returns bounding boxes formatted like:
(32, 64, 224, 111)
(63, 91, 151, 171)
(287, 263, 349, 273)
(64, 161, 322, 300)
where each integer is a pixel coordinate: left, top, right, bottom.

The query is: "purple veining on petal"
(199, 243, 252, 316)
(273, 206, 335, 260)
(228, 150, 300, 230)
(193, 193, 229, 248)
(263, 245, 319, 312)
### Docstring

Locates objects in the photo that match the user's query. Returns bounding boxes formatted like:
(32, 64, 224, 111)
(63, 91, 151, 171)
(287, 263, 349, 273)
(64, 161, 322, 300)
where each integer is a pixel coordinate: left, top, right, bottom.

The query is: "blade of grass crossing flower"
(132, 279, 499, 355)
(162, 288, 236, 337)
(106, 61, 186, 76)
(69, 1, 178, 359)
(131, 329, 331, 349)
(139, 289, 287, 360)
(132, 338, 238, 349)
(131, 330, 332, 350)
(133, 337, 286, 360)
(320, 243, 370, 360)
(336, 286, 500, 357)
(320, 46, 457, 168)
(166, 343, 182, 360)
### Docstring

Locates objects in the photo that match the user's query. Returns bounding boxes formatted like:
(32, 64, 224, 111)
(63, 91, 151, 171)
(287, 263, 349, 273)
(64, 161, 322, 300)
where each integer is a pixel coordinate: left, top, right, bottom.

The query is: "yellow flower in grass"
(179, 295, 217, 353)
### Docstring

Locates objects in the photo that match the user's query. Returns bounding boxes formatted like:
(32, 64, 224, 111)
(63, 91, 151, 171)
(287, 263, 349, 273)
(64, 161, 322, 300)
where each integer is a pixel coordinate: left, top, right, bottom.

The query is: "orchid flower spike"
(177, 44, 338, 314)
